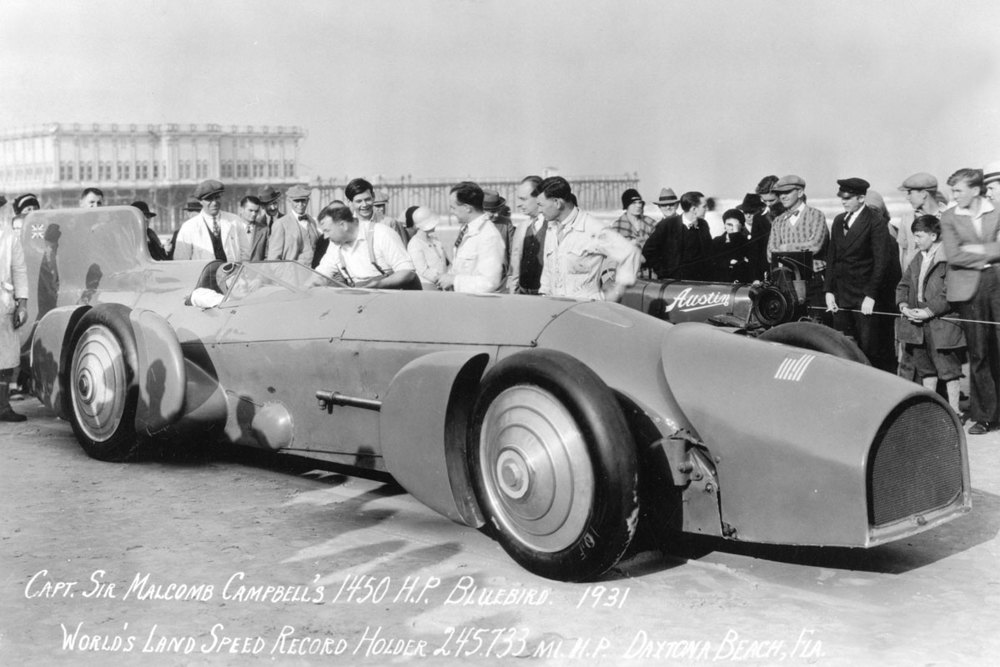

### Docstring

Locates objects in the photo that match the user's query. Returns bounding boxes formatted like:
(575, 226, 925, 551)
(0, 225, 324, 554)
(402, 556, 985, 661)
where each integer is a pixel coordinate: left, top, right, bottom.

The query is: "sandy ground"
(1, 398, 998, 666)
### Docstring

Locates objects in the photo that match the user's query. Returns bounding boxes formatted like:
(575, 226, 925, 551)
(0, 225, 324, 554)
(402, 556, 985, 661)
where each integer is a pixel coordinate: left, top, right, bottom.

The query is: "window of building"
(268, 162, 278, 177)
(253, 160, 265, 178)
(153, 162, 160, 179)
(284, 160, 295, 178)
(82, 162, 94, 181)
(221, 162, 234, 178)
(60, 162, 74, 181)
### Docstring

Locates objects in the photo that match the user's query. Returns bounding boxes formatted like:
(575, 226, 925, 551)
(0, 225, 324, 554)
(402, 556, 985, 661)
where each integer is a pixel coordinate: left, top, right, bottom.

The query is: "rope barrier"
(806, 305, 1000, 327)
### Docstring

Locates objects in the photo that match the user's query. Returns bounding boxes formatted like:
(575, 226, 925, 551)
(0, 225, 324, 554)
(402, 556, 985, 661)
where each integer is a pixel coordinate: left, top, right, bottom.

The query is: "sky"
(2, 0, 1000, 199)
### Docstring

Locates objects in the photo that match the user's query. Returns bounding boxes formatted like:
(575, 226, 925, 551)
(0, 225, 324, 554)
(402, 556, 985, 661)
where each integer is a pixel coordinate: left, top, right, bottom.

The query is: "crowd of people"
(4, 164, 1000, 436)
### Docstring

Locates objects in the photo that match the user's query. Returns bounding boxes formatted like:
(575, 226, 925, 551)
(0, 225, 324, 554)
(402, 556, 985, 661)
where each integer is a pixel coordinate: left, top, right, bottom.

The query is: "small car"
(20, 208, 970, 582)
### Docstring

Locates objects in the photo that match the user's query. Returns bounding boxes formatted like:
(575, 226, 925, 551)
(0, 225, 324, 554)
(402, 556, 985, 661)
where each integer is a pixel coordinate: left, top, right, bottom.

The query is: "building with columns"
(0, 122, 305, 231)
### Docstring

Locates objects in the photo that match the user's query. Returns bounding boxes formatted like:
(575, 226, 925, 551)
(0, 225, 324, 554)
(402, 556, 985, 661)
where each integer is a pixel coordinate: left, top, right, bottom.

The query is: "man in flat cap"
(824, 178, 895, 369)
(173, 180, 244, 261)
(767, 174, 829, 306)
(267, 184, 319, 266)
(611, 188, 657, 248)
(896, 173, 946, 270)
(941, 167, 1000, 434)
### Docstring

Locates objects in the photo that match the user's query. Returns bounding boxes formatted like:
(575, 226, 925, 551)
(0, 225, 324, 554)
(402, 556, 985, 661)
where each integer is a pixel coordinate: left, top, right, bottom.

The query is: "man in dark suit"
(940, 167, 1000, 434)
(736, 193, 771, 281)
(824, 178, 894, 369)
(642, 191, 713, 281)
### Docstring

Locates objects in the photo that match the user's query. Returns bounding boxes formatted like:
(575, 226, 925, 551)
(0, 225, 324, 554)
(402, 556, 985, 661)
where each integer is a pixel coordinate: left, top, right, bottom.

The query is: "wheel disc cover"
(479, 385, 595, 553)
(71, 325, 127, 442)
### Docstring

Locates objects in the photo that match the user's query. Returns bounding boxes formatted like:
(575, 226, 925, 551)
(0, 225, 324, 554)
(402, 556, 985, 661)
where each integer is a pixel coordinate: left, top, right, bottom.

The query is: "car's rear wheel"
(67, 305, 140, 462)
(469, 350, 639, 582)
(759, 321, 870, 364)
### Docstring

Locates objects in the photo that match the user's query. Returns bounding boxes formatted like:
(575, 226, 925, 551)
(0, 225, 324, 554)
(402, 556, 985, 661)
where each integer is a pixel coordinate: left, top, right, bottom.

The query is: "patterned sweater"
(767, 204, 829, 271)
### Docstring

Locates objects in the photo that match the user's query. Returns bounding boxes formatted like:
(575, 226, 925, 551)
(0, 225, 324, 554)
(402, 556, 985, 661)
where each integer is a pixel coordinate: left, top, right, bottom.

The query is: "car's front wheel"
(67, 305, 140, 462)
(469, 350, 639, 582)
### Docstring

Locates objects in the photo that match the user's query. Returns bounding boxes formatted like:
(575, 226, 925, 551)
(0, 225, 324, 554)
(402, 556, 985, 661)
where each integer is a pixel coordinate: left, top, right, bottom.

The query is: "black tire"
(468, 349, 639, 582)
(66, 304, 141, 462)
(759, 321, 870, 365)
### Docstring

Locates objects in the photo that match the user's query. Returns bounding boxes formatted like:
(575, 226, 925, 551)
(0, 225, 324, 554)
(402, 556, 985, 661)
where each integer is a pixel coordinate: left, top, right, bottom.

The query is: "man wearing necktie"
(437, 181, 505, 293)
(508, 175, 546, 294)
(266, 184, 320, 266)
(824, 177, 894, 369)
(172, 180, 244, 261)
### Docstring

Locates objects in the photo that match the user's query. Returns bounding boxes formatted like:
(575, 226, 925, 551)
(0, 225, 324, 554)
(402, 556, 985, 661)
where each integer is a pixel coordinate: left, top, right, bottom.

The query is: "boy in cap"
(824, 178, 895, 369)
(896, 215, 966, 414)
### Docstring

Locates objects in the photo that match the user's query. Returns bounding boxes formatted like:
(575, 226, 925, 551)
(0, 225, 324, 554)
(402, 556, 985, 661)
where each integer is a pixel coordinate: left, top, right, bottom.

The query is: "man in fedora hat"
(257, 185, 282, 231)
(268, 184, 319, 266)
(131, 200, 168, 261)
(824, 178, 895, 369)
(611, 188, 656, 248)
(654, 187, 680, 219)
(173, 180, 244, 261)
(737, 193, 771, 281)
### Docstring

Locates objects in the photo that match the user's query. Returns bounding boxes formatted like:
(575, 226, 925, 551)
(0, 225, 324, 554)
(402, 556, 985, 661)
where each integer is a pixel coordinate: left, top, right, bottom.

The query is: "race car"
(20, 207, 970, 582)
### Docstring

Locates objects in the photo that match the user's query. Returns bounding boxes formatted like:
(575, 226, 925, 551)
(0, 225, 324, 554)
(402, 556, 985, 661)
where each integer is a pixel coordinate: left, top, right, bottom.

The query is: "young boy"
(896, 215, 966, 413)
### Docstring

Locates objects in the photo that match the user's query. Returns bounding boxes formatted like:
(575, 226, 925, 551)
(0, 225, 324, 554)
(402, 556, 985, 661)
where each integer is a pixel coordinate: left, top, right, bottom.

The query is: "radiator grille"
(868, 398, 964, 526)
